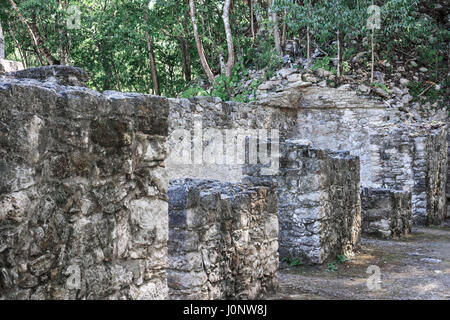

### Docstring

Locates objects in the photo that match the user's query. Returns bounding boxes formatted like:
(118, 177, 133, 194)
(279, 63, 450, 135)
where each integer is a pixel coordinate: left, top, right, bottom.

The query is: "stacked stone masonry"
(361, 188, 412, 238)
(296, 86, 447, 225)
(369, 124, 447, 225)
(0, 65, 448, 299)
(167, 95, 299, 182)
(447, 118, 450, 218)
(245, 140, 361, 264)
(0, 73, 170, 299)
(168, 179, 278, 299)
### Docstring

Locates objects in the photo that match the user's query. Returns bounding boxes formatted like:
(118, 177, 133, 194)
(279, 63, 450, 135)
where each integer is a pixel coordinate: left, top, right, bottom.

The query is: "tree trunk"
(8, 0, 60, 65)
(250, 0, 255, 40)
(337, 30, 342, 78)
(0, 19, 5, 59)
(110, 52, 121, 92)
(370, 0, 375, 84)
(145, 30, 160, 95)
(370, 27, 374, 84)
(179, 37, 191, 83)
(57, 1, 66, 65)
(306, 1, 311, 68)
(269, 0, 282, 54)
(306, 26, 310, 68)
(222, 0, 235, 77)
(281, 9, 287, 48)
(189, 0, 215, 84)
(180, 10, 192, 83)
(8, 22, 27, 68)
(102, 59, 112, 91)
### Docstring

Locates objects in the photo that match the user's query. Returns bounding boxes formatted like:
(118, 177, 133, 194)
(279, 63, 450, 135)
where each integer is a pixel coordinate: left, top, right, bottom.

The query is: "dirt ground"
(272, 223, 450, 300)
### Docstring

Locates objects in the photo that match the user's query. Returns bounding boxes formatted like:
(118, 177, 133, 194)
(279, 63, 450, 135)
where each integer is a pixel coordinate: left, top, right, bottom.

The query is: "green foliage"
(180, 86, 208, 98)
(326, 253, 348, 272)
(312, 56, 336, 74)
(210, 62, 260, 102)
(210, 74, 232, 101)
(326, 262, 338, 272)
(0, 0, 447, 108)
(337, 254, 348, 263)
(379, 0, 449, 74)
(408, 81, 443, 106)
(245, 37, 282, 81)
(373, 82, 390, 93)
(282, 256, 304, 267)
(234, 78, 260, 103)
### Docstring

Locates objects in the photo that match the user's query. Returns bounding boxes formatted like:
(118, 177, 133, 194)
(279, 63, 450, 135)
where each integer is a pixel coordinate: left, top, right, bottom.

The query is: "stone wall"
(245, 139, 361, 264)
(369, 124, 447, 225)
(0, 59, 24, 74)
(8, 66, 89, 87)
(295, 85, 447, 225)
(447, 118, 450, 219)
(168, 179, 278, 299)
(361, 188, 412, 238)
(0, 73, 169, 299)
(167, 90, 299, 182)
(296, 86, 389, 188)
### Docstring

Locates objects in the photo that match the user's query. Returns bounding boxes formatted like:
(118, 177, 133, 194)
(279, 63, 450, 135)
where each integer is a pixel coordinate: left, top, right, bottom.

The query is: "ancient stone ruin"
(361, 188, 412, 238)
(244, 139, 361, 264)
(0, 66, 448, 299)
(168, 179, 278, 299)
(0, 70, 169, 299)
(295, 86, 447, 225)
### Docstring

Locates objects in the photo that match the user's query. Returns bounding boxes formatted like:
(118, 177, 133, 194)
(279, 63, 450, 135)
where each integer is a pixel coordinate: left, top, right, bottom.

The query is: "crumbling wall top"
(7, 65, 89, 87)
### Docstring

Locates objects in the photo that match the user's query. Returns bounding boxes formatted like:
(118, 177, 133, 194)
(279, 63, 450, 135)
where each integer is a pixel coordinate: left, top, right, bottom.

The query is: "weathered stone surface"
(7, 65, 89, 87)
(361, 188, 412, 238)
(0, 69, 169, 299)
(167, 96, 298, 182)
(296, 86, 447, 225)
(0, 59, 24, 74)
(168, 179, 278, 299)
(370, 124, 447, 225)
(447, 119, 450, 219)
(244, 140, 361, 264)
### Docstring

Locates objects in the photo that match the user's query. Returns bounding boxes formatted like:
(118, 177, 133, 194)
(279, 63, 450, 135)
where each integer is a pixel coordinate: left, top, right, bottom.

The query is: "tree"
(222, 0, 235, 77)
(0, 18, 4, 59)
(189, 0, 215, 83)
(144, 11, 160, 95)
(8, 0, 60, 65)
(269, 0, 282, 54)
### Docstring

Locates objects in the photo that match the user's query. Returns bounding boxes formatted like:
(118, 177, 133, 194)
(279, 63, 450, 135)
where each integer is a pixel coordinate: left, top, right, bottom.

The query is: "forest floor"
(272, 222, 450, 300)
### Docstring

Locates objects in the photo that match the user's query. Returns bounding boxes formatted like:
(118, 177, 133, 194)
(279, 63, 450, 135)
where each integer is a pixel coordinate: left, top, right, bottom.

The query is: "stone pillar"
(244, 139, 361, 264)
(275, 140, 361, 264)
(370, 124, 447, 225)
(168, 179, 279, 299)
(361, 188, 412, 238)
(0, 67, 169, 299)
(446, 118, 450, 219)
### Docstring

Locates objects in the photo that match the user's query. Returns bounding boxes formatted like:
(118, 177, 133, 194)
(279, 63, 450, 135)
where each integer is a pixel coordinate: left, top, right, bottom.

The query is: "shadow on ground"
(272, 224, 450, 300)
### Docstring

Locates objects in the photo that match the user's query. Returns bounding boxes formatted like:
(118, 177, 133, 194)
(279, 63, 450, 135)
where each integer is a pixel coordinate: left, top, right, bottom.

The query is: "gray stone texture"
(167, 96, 297, 182)
(0, 59, 24, 74)
(369, 124, 447, 225)
(168, 179, 279, 299)
(245, 140, 361, 264)
(7, 65, 89, 87)
(0, 74, 169, 299)
(295, 86, 447, 225)
(361, 188, 412, 238)
(447, 118, 450, 219)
